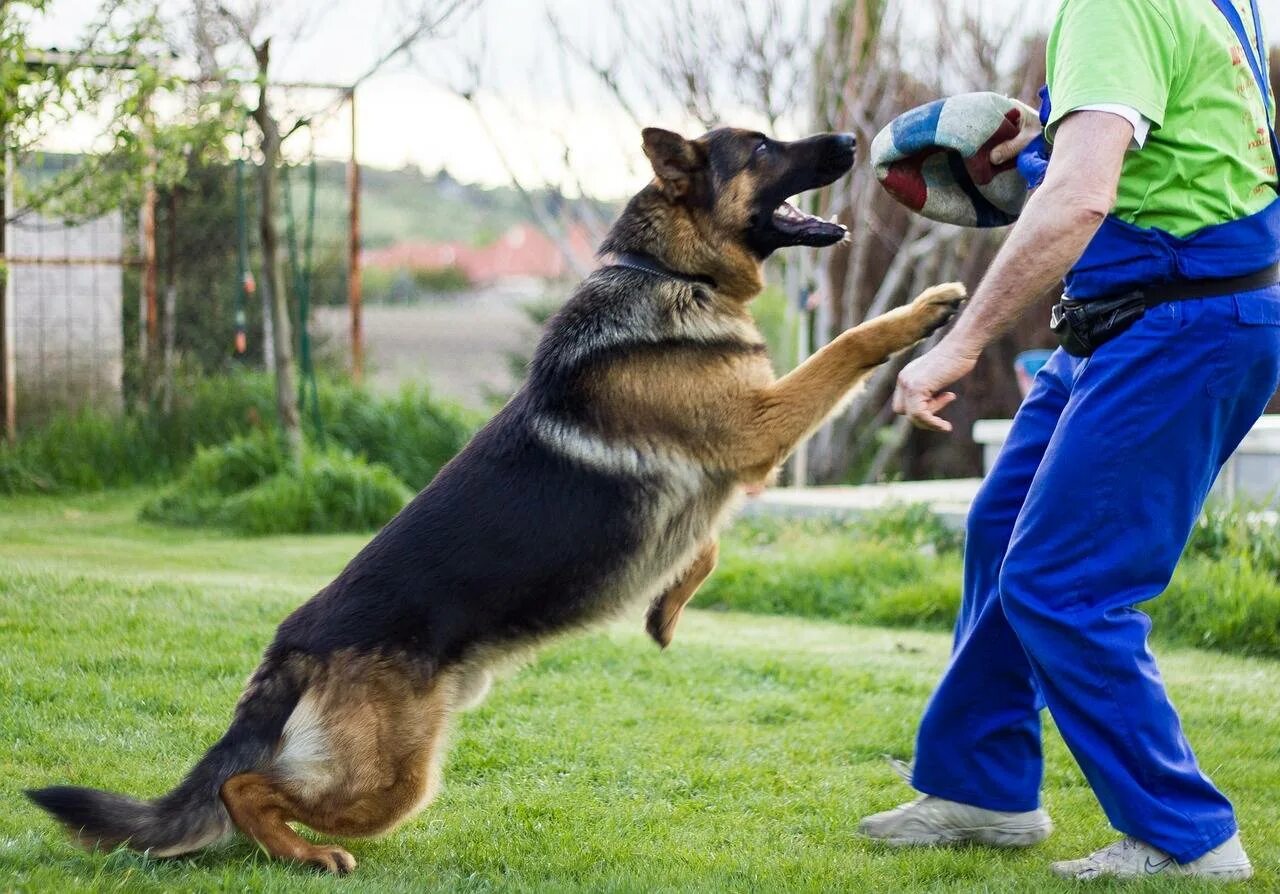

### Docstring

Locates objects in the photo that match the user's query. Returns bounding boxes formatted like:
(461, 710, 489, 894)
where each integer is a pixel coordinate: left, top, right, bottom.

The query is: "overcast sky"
(25, 0, 1279, 197)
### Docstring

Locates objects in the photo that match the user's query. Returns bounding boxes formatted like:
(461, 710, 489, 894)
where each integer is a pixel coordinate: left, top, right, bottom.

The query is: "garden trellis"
(282, 155, 325, 444)
(1, 52, 367, 437)
(2, 188, 127, 425)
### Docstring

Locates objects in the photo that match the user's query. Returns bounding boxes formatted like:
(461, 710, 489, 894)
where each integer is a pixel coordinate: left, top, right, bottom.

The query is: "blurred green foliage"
(0, 372, 480, 495)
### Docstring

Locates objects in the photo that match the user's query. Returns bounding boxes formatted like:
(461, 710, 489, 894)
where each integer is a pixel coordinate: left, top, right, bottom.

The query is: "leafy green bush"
(0, 372, 480, 496)
(703, 512, 962, 629)
(220, 451, 411, 535)
(1184, 503, 1280, 576)
(141, 434, 410, 535)
(709, 503, 1280, 659)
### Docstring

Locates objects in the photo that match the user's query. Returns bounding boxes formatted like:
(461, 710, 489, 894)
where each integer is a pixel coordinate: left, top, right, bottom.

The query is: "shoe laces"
(1093, 837, 1142, 862)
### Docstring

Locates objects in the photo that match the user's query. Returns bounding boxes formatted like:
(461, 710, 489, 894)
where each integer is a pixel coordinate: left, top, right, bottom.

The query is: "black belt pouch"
(1050, 293, 1149, 358)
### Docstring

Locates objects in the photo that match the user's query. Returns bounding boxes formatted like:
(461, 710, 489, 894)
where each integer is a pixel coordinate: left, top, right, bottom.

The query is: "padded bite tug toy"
(871, 92, 1030, 228)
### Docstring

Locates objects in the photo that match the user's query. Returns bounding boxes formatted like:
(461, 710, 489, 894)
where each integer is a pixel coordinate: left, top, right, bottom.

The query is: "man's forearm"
(944, 181, 1107, 359)
(890, 111, 1134, 432)
(939, 110, 1135, 360)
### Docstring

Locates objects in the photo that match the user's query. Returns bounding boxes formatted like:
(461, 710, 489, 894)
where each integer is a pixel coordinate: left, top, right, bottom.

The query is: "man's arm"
(892, 110, 1134, 432)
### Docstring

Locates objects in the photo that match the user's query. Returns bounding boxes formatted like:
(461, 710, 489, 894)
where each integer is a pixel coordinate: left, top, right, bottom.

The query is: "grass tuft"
(140, 434, 411, 535)
(707, 504, 1280, 659)
(220, 450, 411, 536)
(700, 513, 961, 630)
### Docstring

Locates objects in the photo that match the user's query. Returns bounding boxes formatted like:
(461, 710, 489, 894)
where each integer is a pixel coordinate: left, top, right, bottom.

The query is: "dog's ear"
(642, 127, 703, 199)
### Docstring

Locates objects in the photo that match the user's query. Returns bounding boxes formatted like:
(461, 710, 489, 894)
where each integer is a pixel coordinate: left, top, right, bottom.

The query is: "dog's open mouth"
(771, 200, 848, 247)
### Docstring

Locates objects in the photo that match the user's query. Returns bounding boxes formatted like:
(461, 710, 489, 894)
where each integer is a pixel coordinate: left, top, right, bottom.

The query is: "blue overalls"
(909, 0, 1280, 864)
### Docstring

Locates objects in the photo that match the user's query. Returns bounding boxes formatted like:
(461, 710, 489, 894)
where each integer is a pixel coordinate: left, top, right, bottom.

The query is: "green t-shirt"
(1046, 0, 1276, 237)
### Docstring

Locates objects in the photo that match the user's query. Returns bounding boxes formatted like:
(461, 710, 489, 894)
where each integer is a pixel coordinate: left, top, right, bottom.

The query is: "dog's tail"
(26, 657, 301, 857)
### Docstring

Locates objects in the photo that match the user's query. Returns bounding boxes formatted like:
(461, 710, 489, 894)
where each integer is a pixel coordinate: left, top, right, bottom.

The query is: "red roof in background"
(362, 224, 598, 283)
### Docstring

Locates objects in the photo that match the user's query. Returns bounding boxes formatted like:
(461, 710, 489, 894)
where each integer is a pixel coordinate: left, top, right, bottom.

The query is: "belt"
(1069, 262, 1280, 306)
(1052, 263, 1280, 357)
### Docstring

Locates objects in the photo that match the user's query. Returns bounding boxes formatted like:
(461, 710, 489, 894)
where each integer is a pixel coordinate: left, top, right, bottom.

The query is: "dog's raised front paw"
(910, 282, 967, 336)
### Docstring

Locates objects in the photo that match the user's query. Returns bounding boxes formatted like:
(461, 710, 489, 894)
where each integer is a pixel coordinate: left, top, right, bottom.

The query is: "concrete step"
(740, 479, 982, 529)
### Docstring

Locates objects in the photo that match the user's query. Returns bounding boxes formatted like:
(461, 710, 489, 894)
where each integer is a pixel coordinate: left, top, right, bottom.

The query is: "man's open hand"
(893, 346, 978, 433)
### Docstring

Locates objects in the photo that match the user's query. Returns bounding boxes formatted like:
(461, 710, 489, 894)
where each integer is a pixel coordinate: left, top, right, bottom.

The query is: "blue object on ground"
(1015, 350, 1053, 380)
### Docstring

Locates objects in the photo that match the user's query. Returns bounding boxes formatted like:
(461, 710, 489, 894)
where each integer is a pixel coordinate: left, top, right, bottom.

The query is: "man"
(863, 0, 1280, 882)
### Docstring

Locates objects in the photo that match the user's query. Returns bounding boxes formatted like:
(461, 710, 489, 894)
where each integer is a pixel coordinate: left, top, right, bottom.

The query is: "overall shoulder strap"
(1210, 0, 1280, 172)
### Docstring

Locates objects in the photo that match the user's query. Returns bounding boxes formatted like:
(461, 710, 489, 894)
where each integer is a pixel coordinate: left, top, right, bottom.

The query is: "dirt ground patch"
(315, 287, 550, 408)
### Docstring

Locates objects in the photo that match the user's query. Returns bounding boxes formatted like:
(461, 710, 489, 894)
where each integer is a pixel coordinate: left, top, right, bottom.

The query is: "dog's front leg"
(736, 283, 966, 473)
(645, 541, 719, 648)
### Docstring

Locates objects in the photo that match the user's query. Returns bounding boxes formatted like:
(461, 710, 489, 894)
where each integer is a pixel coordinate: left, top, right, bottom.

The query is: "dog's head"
(641, 126, 855, 259)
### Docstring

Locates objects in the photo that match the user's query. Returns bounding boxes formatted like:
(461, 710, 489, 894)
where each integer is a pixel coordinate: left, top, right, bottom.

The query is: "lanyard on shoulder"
(1210, 0, 1280, 172)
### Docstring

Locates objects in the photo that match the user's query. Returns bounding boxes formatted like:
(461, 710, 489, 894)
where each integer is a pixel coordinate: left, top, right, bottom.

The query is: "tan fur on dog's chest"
(584, 335, 778, 480)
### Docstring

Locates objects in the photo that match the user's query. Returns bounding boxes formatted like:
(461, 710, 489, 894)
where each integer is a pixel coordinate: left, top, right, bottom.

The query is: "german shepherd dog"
(28, 126, 965, 874)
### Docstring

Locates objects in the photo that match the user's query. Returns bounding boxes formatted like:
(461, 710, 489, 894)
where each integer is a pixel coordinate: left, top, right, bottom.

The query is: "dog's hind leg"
(222, 657, 453, 875)
(646, 541, 719, 648)
(221, 772, 356, 874)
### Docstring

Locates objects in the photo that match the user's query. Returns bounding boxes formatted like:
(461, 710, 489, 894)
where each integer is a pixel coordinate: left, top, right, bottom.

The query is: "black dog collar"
(607, 251, 717, 289)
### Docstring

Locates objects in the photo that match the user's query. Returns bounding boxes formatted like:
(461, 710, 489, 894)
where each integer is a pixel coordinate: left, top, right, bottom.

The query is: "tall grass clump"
(1183, 503, 1280, 575)
(139, 433, 286, 528)
(1156, 558, 1280, 657)
(140, 433, 411, 535)
(316, 383, 479, 489)
(1154, 504, 1280, 657)
(0, 372, 480, 496)
(706, 502, 1280, 660)
(219, 450, 411, 535)
(704, 509, 963, 629)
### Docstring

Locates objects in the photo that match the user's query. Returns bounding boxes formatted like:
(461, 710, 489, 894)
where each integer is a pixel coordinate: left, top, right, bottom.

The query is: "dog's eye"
(754, 140, 768, 155)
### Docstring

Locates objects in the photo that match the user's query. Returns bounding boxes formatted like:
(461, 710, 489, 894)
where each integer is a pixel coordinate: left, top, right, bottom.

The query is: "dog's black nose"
(835, 132, 857, 151)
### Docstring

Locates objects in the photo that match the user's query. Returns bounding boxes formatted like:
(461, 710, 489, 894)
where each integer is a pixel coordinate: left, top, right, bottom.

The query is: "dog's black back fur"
(270, 399, 643, 665)
(269, 269, 675, 666)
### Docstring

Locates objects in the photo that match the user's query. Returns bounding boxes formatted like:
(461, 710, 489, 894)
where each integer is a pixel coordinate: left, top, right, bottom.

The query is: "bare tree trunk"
(161, 189, 179, 414)
(1, 144, 12, 443)
(209, 2, 484, 460)
(252, 38, 302, 463)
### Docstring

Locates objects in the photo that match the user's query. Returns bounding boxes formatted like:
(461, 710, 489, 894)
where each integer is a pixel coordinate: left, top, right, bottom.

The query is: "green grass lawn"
(3, 492, 1280, 892)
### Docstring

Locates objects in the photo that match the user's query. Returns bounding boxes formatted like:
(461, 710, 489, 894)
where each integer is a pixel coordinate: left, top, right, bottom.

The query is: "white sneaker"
(858, 795, 1054, 847)
(1051, 834, 1253, 881)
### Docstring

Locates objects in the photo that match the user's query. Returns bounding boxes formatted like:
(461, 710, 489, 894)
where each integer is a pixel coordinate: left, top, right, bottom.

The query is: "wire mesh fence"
(3, 85, 357, 429)
(5, 206, 126, 423)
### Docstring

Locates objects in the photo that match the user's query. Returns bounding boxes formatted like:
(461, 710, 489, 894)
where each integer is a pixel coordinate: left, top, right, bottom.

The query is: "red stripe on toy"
(882, 150, 936, 211)
(965, 110, 1022, 186)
